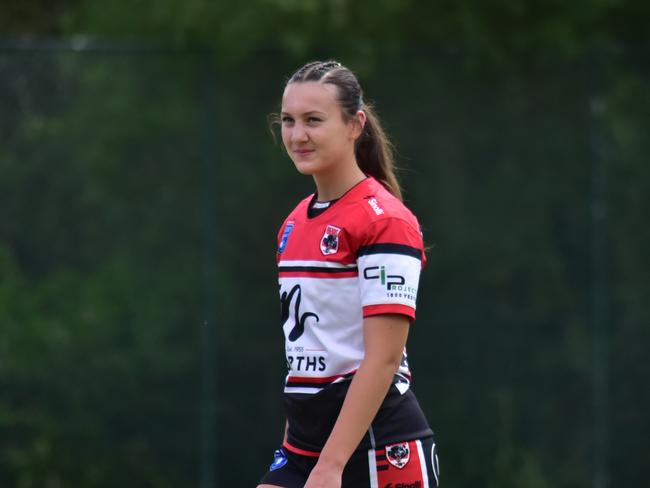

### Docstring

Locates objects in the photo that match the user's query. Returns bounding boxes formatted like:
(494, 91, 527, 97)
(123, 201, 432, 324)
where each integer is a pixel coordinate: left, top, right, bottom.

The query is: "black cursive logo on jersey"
(280, 284, 319, 342)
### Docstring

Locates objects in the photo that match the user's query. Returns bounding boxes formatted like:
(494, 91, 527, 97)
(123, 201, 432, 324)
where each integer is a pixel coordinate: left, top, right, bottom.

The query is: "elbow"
(364, 349, 403, 375)
(385, 348, 405, 371)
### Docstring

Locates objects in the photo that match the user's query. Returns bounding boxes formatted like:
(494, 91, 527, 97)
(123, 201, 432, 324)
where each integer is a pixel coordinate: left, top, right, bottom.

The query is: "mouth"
(293, 148, 315, 156)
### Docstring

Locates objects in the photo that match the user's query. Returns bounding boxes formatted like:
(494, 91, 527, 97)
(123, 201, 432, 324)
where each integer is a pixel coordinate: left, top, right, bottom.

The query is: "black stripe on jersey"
(357, 243, 422, 260)
(279, 265, 358, 273)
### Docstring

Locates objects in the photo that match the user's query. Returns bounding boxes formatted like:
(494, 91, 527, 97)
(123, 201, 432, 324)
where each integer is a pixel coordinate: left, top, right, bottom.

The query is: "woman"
(258, 61, 439, 488)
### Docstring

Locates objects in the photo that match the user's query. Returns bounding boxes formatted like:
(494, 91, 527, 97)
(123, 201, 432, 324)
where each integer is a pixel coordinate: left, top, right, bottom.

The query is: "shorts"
(259, 437, 440, 488)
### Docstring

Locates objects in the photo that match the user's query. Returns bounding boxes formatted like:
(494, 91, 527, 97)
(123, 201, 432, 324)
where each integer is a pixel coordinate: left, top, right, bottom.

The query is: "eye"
(307, 117, 322, 125)
(281, 116, 294, 125)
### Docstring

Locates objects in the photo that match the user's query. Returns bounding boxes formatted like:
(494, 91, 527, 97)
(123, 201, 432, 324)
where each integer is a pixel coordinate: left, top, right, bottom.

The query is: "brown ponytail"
(355, 102, 402, 201)
(286, 60, 403, 201)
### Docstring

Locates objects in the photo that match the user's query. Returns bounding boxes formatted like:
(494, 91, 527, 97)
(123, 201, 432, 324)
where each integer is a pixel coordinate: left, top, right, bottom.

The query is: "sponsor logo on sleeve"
(363, 265, 417, 300)
(368, 197, 385, 215)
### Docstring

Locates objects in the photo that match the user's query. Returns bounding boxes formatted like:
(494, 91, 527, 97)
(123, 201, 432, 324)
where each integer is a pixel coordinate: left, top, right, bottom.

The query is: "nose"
(291, 122, 309, 143)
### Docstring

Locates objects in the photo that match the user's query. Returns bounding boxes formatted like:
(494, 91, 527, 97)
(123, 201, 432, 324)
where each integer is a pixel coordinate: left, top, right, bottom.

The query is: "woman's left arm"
(304, 313, 410, 488)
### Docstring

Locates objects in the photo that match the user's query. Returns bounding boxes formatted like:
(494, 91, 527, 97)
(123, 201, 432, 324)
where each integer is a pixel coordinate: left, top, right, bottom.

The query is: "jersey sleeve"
(356, 217, 425, 320)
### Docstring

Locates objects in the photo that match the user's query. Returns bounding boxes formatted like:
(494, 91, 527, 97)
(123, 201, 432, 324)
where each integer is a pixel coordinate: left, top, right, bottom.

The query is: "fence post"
(589, 69, 610, 488)
(200, 49, 218, 488)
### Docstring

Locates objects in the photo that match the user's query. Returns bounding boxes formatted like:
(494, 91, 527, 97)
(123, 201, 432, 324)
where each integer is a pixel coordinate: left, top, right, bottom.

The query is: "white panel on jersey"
(284, 386, 328, 394)
(280, 276, 364, 387)
(279, 259, 357, 269)
(395, 382, 410, 395)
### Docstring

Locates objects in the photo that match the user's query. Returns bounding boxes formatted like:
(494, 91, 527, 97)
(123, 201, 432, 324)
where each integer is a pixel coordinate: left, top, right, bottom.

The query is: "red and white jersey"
(277, 177, 425, 394)
(277, 177, 432, 453)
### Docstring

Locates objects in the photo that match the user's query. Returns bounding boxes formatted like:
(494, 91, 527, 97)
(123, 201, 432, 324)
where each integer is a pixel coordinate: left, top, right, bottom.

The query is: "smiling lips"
(293, 148, 315, 156)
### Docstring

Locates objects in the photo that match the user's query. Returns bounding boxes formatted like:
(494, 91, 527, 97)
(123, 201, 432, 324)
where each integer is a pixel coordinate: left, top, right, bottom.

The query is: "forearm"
(317, 354, 399, 469)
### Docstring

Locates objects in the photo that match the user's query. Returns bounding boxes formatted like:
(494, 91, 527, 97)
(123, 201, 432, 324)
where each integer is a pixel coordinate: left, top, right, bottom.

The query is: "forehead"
(281, 82, 340, 113)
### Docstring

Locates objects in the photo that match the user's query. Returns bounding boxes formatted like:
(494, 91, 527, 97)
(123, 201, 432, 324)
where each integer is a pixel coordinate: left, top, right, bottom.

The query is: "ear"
(350, 110, 367, 140)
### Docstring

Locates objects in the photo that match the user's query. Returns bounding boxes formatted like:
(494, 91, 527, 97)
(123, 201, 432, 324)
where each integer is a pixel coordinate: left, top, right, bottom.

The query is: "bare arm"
(304, 314, 410, 487)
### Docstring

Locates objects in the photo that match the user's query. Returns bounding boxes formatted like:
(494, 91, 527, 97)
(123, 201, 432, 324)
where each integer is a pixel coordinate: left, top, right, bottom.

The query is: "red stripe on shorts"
(282, 440, 320, 458)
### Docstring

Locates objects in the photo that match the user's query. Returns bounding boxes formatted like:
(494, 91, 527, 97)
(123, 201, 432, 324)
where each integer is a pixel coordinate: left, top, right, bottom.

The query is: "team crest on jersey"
(320, 225, 341, 255)
(386, 442, 411, 469)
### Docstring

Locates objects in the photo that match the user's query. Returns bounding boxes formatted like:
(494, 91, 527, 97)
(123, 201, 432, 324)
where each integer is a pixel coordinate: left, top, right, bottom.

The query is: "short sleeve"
(356, 218, 425, 320)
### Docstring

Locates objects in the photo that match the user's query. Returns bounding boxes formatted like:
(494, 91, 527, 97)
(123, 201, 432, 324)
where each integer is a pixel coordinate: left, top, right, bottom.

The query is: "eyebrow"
(280, 110, 327, 117)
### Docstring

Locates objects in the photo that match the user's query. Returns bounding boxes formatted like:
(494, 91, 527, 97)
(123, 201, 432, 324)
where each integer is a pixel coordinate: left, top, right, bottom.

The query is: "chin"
(293, 160, 320, 176)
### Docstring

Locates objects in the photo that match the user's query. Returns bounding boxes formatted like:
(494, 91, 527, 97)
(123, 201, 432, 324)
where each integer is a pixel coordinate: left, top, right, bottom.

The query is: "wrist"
(316, 450, 347, 471)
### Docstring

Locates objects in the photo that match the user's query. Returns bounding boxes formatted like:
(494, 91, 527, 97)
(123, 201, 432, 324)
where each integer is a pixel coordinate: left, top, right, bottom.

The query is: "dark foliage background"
(1, 1, 648, 486)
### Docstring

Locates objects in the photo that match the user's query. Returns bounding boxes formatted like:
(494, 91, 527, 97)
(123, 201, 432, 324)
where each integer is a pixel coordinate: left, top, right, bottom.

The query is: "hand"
(303, 462, 342, 488)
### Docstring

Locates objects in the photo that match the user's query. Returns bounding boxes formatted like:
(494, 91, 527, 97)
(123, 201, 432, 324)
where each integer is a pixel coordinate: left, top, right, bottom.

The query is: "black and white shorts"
(259, 437, 440, 488)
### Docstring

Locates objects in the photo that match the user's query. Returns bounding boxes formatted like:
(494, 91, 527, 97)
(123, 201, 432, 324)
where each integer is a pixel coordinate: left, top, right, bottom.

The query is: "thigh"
(344, 437, 440, 488)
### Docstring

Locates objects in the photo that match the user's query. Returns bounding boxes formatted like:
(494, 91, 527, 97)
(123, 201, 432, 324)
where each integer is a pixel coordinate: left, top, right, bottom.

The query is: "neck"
(313, 162, 367, 201)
